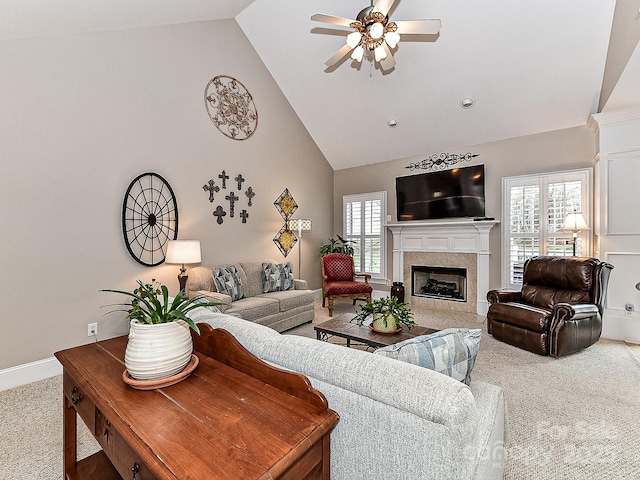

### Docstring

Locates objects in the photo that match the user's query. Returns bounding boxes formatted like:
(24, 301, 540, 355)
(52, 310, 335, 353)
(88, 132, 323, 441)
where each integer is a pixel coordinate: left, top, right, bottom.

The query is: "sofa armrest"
(487, 289, 522, 304)
(294, 279, 308, 290)
(194, 290, 232, 313)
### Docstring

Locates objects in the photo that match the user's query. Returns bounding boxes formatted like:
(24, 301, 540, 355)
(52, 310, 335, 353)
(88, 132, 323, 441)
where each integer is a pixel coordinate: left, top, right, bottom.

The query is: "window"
(343, 192, 387, 281)
(502, 169, 592, 288)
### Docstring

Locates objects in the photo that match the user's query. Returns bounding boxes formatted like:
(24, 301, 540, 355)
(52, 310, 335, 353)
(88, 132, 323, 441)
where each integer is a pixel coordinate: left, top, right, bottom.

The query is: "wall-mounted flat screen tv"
(396, 164, 485, 221)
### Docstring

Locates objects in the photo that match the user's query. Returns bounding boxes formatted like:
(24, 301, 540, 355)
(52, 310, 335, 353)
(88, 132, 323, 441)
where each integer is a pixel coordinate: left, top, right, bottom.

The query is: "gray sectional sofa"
(185, 260, 314, 332)
(187, 307, 507, 480)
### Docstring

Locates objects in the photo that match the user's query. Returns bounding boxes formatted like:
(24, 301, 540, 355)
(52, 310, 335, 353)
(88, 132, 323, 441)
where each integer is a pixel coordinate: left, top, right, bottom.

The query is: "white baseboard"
(602, 309, 640, 344)
(0, 357, 62, 392)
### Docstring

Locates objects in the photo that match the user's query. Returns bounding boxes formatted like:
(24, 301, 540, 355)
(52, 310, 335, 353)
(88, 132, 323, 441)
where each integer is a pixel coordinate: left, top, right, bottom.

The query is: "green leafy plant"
(319, 234, 356, 256)
(351, 296, 415, 330)
(101, 279, 220, 335)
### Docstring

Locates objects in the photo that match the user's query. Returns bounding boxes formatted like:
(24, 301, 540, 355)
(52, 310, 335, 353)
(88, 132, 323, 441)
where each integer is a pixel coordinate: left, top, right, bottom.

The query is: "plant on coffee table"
(351, 296, 415, 333)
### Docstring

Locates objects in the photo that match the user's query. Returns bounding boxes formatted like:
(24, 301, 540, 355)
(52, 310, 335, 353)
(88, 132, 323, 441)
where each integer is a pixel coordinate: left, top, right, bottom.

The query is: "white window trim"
(343, 191, 387, 283)
(501, 168, 593, 288)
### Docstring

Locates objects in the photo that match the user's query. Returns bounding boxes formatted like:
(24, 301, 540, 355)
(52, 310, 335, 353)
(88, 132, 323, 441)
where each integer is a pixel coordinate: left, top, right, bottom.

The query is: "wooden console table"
(55, 324, 339, 480)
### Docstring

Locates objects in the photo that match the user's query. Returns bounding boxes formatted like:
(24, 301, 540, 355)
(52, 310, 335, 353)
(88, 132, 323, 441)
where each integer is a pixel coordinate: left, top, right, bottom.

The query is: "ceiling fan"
(311, 0, 441, 71)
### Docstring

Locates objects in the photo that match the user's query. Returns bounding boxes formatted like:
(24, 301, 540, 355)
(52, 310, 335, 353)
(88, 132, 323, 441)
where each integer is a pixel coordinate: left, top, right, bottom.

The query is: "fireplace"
(387, 219, 498, 314)
(412, 266, 467, 302)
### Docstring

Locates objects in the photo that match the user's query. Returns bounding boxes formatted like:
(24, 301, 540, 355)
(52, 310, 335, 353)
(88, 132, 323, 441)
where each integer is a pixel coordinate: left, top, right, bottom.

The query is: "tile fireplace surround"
(387, 220, 499, 315)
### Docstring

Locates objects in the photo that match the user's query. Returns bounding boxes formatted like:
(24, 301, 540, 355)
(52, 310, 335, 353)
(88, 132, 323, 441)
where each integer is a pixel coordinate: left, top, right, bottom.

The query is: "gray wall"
(0, 20, 333, 370)
(334, 125, 597, 290)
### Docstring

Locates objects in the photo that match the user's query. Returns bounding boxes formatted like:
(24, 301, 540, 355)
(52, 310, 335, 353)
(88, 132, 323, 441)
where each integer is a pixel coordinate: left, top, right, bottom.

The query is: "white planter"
(124, 320, 193, 381)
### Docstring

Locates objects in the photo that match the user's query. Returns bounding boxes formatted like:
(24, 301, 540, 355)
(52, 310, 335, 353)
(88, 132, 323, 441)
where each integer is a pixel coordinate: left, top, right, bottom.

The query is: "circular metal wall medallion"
(122, 172, 178, 266)
(204, 75, 258, 140)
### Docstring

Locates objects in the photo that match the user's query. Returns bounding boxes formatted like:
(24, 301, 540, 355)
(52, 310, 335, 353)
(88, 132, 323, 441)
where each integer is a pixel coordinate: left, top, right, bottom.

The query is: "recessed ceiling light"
(388, 118, 398, 128)
(461, 98, 474, 108)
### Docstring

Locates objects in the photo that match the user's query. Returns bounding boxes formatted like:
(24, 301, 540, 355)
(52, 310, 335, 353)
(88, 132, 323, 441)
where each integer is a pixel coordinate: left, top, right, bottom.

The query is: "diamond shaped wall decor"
(274, 188, 298, 220)
(273, 224, 298, 257)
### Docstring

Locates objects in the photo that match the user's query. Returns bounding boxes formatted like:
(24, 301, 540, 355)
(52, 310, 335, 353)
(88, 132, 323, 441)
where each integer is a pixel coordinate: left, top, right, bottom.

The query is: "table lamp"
(165, 240, 202, 295)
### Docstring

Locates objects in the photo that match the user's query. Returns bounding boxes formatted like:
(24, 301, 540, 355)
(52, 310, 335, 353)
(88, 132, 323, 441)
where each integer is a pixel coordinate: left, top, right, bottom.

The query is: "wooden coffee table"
(314, 313, 438, 350)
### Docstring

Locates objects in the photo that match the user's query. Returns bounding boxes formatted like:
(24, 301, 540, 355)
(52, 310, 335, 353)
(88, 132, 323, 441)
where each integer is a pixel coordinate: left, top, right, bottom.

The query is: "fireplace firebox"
(412, 266, 467, 302)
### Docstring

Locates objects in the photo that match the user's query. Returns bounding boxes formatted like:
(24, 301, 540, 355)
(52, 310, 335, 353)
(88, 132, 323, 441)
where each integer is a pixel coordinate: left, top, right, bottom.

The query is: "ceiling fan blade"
(395, 19, 442, 35)
(325, 44, 354, 67)
(311, 13, 355, 28)
(373, 0, 397, 16)
(380, 43, 395, 71)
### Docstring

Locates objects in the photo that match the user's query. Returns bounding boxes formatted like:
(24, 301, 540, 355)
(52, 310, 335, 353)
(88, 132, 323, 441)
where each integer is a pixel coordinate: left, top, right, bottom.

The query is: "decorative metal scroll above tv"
(405, 152, 479, 171)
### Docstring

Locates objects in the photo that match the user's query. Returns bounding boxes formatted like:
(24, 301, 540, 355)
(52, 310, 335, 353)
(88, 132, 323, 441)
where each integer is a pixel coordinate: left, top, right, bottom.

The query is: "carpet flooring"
(1, 299, 639, 479)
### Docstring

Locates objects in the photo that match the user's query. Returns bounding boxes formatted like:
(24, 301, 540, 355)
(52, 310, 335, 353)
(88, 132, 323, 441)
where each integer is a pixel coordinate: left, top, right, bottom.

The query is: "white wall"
(0, 20, 334, 371)
(591, 110, 640, 343)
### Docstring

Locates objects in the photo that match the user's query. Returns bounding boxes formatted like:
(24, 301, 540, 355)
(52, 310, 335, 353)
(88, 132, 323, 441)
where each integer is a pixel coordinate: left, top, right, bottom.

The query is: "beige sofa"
(186, 260, 314, 332)
(186, 309, 507, 480)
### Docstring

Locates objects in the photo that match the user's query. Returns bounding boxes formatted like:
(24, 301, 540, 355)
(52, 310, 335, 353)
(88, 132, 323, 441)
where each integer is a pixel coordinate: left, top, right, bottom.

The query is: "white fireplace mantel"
(386, 219, 499, 315)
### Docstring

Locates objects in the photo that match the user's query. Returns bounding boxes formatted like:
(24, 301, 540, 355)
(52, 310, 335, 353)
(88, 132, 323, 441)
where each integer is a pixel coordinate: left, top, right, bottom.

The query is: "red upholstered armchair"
(321, 253, 373, 316)
(487, 256, 613, 357)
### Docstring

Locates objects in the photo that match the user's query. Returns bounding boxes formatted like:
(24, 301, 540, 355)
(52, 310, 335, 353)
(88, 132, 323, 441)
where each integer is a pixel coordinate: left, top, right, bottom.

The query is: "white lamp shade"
(369, 22, 384, 39)
(346, 31, 362, 48)
(385, 31, 400, 48)
(351, 45, 364, 62)
(288, 218, 312, 232)
(374, 44, 387, 62)
(165, 240, 201, 264)
(561, 212, 588, 232)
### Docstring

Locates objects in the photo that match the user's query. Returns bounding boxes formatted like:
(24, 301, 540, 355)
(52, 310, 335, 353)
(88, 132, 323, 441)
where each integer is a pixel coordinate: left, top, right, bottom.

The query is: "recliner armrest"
(552, 302, 599, 320)
(487, 290, 522, 304)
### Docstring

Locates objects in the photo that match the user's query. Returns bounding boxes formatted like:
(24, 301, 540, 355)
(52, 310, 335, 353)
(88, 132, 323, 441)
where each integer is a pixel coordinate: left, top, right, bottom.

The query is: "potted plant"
(319, 234, 355, 256)
(351, 296, 415, 333)
(102, 279, 220, 381)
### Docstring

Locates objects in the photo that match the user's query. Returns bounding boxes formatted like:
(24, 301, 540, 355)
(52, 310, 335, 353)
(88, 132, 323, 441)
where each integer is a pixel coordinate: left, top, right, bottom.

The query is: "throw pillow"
(261, 262, 294, 293)
(374, 328, 482, 385)
(212, 266, 244, 301)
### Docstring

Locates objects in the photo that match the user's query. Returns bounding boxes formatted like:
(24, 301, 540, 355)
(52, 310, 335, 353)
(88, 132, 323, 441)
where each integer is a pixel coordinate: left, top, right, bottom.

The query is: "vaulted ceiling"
(3, 0, 639, 170)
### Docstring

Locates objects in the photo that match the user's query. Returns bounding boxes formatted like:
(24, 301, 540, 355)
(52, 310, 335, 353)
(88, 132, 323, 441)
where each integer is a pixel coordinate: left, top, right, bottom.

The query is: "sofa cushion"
(213, 266, 244, 301)
(374, 328, 482, 385)
(258, 289, 315, 312)
(227, 296, 280, 321)
(261, 262, 295, 293)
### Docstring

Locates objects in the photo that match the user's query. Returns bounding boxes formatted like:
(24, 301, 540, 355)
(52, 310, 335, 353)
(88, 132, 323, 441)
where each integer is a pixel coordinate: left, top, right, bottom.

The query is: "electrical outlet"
(87, 322, 98, 336)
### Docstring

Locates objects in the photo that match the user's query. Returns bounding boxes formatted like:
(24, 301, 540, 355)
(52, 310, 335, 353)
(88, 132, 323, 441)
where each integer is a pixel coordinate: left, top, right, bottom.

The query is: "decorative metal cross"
(235, 174, 245, 191)
(203, 180, 220, 203)
(245, 186, 255, 207)
(218, 170, 229, 189)
(226, 192, 239, 217)
(213, 205, 226, 224)
(240, 209, 249, 224)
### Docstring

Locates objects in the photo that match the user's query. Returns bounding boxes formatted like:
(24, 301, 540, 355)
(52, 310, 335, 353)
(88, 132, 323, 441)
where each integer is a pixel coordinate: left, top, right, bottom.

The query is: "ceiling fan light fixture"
(351, 45, 365, 62)
(346, 31, 362, 48)
(374, 44, 387, 62)
(385, 31, 400, 48)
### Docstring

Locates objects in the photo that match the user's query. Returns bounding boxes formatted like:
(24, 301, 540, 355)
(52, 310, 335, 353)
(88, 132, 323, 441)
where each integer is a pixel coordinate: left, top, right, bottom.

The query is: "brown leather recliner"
(486, 256, 613, 357)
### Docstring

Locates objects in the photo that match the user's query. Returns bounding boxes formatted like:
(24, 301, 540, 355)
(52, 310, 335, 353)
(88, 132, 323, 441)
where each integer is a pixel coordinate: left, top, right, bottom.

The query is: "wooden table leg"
(63, 395, 77, 478)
